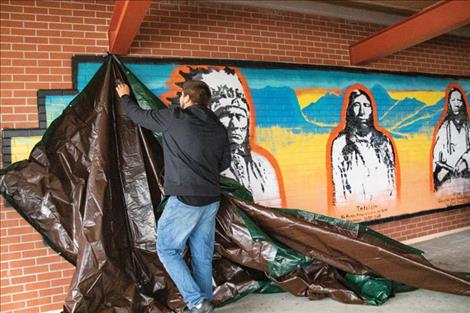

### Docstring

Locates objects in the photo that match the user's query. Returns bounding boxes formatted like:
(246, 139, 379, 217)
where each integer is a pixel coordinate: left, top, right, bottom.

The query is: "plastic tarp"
(1, 56, 469, 313)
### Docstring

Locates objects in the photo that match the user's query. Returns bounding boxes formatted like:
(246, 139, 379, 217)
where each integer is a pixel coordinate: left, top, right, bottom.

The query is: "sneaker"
(191, 300, 214, 313)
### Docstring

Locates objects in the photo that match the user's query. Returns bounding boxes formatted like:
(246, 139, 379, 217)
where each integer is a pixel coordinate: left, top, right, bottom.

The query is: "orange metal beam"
(108, 0, 152, 55)
(350, 0, 470, 65)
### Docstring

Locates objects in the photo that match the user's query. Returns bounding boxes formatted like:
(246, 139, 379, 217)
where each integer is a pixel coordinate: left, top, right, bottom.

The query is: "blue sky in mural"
(241, 68, 470, 137)
(240, 68, 470, 91)
(77, 62, 102, 90)
(45, 62, 103, 124)
(44, 61, 470, 139)
(46, 95, 76, 126)
(251, 84, 470, 137)
(77, 62, 173, 97)
(46, 62, 173, 126)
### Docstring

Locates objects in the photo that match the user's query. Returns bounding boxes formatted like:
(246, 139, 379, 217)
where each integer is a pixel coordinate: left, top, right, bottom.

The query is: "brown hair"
(182, 80, 211, 106)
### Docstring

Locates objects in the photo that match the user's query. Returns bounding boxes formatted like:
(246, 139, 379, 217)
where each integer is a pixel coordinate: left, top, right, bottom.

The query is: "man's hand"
(116, 83, 130, 98)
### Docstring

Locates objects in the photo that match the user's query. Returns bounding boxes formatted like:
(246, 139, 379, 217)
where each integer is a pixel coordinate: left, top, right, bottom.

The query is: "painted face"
(218, 106, 248, 146)
(351, 94, 372, 124)
(449, 90, 464, 116)
(199, 70, 250, 146)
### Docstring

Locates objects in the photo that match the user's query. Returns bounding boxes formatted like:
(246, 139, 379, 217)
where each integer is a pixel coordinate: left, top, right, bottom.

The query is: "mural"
(2, 57, 470, 222)
(327, 85, 399, 216)
(432, 84, 470, 198)
(160, 66, 285, 207)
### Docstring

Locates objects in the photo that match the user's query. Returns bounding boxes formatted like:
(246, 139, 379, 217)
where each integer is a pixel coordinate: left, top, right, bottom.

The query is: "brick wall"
(1, 1, 469, 312)
(369, 208, 470, 241)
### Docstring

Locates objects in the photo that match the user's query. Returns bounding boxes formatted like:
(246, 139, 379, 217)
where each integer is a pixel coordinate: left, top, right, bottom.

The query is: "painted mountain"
(300, 85, 470, 138)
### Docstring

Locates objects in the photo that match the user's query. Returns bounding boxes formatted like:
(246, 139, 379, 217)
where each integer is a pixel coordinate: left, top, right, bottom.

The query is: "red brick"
(0, 284, 24, 295)
(37, 270, 62, 281)
(36, 29, 60, 37)
(35, 256, 62, 265)
(48, 8, 70, 15)
(12, 90, 36, 97)
(0, 4, 24, 13)
(26, 296, 52, 307)
(12, 291, 38, 301)
(24, 52, 49, 59)
(36, 60, 62, 67)
(14, 307, 41, 313)
(11, 275, 37, 285)
(36, 14, 60, 23)
(0, 295, 12, 304)
(13, 122, 39, 128)
(8, 242, 36, 252)
(49, 262, 73, 271)
(37, 44, 61, 53)
(39, 302, 63, 312)
(23, 265, 49, 275)
(0, 220, 19, 227)
(25, 281, 51, 291)
(23, 21, 48, 29)
(60, 31, 85, 38)
(0, 106, 14, 114)
(0, 301, 26, 311)
(72, 24, 95, 31)
(22, 248, 47, 258)
(52, 293, 66, 303)
(0, 51, 24, 58)
(38, 287, 64, 297)
(24, 67, 49, 74)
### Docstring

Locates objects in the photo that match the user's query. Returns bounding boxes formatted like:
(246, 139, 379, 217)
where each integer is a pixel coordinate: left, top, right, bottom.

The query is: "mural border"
(1, 54, 469, 223)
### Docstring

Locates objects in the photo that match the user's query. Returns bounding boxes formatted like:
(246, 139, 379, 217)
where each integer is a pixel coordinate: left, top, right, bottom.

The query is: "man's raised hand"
(115, 82, 130, 98)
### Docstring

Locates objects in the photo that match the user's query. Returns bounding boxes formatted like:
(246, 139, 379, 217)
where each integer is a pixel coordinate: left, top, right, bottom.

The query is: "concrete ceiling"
(213, 0, 470, 38)
(330, 0, 440, 15)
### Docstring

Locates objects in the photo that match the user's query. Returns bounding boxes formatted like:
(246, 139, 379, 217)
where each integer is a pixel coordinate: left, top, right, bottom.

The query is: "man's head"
(218, 105, 249, 146)
(445, 87, 469, 124)
(449, 88, 464, 116)
(179, 80, 211, 109)
(199, 69, 250, 147)
(345, 89, 374, 135)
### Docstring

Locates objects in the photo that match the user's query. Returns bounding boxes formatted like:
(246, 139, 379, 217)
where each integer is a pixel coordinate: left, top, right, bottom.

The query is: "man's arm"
(116, 83, 171, 132)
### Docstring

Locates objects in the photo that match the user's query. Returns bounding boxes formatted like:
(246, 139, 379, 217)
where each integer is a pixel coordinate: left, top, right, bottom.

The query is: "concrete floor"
(216, 230, 470, 313)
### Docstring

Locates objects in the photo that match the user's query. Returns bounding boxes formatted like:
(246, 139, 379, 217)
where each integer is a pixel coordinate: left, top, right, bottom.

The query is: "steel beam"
(350, 0, 470, 65)
(108, 0, 152, 55)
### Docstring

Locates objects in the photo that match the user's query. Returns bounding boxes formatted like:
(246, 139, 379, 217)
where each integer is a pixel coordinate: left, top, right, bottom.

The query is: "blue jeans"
(156, 196, 219, 309)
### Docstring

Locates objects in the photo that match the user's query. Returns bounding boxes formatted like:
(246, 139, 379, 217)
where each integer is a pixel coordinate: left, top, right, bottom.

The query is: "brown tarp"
(1, 56, 469, 313)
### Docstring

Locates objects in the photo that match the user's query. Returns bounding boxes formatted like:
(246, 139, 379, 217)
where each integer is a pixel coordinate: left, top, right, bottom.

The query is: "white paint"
(331, 133, 396, 205)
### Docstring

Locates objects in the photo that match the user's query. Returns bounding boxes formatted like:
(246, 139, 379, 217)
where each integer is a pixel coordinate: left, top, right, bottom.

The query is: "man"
(330, 87, 397, 206)
(432, 86, 470, 193)
(116, 80, 230, 313)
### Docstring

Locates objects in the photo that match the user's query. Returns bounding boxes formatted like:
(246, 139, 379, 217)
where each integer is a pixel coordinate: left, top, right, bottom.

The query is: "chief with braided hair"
(164, 65, 284, 207)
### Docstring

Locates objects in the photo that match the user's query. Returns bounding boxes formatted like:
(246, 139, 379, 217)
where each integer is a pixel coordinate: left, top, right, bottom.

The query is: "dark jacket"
(119, 95, 231, 197)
